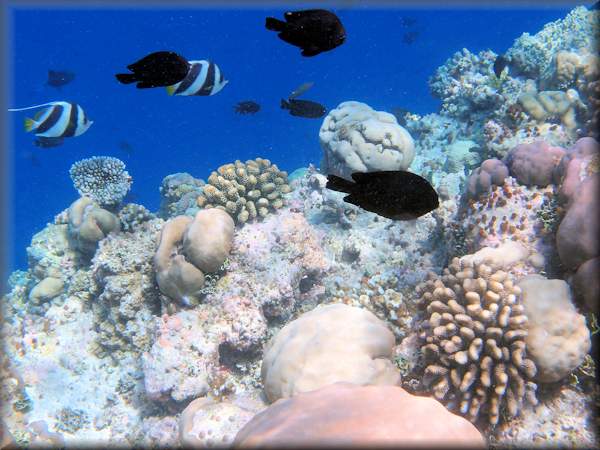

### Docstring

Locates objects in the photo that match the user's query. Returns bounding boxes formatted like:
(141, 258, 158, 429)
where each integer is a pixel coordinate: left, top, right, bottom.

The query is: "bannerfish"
(34, 136, 65, 148)
(326, 171, 439, 221)
(166, 60, 228, 96)
(8, 101, 93, 138)
(266, 9, 346, 57)
(289, 81, 315, 99)
(116, 51, 190, 89)
(493, 54, 510, 77)
(234, 101, 260, 114)
(46, 70, 75, 88)
(281, 98, 326, 118)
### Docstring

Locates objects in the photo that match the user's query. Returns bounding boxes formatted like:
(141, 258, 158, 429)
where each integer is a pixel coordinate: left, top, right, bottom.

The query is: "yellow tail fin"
(165, 84, 177, 96)
(24, 117, 37, 132)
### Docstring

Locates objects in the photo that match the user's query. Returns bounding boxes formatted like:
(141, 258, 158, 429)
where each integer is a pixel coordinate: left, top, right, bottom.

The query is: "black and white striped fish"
(8, 101, 93, 138)
(165, 60, 228, 96)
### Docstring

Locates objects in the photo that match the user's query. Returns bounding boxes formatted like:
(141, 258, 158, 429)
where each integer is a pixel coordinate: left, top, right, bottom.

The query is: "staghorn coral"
(416, 257, 538, 426)
(69, 156, 132, 207)
(196, 158, 290, 225)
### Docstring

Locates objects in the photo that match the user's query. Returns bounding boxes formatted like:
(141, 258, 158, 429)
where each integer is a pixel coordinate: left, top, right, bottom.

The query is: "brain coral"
(261, 303, 400, 403)
(69, 156, 132, 206)
(319, 101, 415, 179)
(196, 158, 290, 225)
(416, 256, 538, 426)
(503, 140, 566, 187)
(517, 274, 591, 383)
(234, 383, 485, 448)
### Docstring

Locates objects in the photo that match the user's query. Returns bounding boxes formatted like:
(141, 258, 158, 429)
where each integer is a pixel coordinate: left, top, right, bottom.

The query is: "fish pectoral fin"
(24, 117, 37, 132)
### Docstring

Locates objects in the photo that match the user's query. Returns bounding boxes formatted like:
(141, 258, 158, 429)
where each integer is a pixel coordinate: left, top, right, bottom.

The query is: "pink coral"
(234, 383, 485, 448)
(466, 158, 509, 199)
(553, 137, 600, 204)
(572, 257, 600, 313)
(504, 140, 566, 187)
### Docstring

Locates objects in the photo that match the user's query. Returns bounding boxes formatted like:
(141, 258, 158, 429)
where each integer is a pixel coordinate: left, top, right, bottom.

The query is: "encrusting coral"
(196, 158, 291, 225)
(69, 156, 132, 207)
(416, 256, 538, 426)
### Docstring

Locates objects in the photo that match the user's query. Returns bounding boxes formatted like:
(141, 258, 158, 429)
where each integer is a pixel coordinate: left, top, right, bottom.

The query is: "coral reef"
(118, 203, 156, 232)
(517, 89, 584, 130)
(466, 158, 509, 200)
(517, 275, 591, 382)
(69, 156, 132, 207)
(319, 101, 415, 179)
(234, 383, 485, 447)
(196, 158, 290, 225)
(504, 140, 566, 187)
(416, 254, 538, 425)
(67, 197, 120, 256)
(154, 209, 234, 308)
(261, 304, 400, 403)
(158, 172, 205, 219)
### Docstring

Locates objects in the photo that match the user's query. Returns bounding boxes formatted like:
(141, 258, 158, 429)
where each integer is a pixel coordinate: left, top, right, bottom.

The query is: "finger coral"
(416, 256, 538, 426)
(196, 158, 290, 225)
(69, 156, 132, 207)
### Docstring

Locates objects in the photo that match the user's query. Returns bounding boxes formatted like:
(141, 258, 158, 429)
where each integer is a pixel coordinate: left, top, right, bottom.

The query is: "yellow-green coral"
(197, 158, 291, 225)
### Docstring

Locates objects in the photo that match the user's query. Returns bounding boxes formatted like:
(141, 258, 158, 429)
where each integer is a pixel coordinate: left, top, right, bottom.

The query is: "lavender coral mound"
(503, 140, 566, 187)
(416, 256, 538, 426)
(319, 101, 415, 179)
(261, 303, 401, 403)
(196, 158, 290, 225)
(69, 156, 132, 206)
(234, 383, 486, 448)
(466, 158, 509, 199)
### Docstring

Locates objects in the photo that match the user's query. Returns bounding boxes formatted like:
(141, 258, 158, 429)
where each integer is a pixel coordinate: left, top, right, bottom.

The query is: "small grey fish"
(289, 81, 314, 99)
(326, 171, 439, 220)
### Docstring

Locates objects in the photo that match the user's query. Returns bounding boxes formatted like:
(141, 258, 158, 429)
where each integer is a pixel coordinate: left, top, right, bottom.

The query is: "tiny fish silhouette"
(266, 9, 346, 57)
(326, 171, 439, 220)
(234, 101, 260, 114)
(281, 98, 325, 118)
(402, 31, 419, 44)
(47, 70, 75, 88)
(116, 51, 190, 88)
(289, 81, 315, 99)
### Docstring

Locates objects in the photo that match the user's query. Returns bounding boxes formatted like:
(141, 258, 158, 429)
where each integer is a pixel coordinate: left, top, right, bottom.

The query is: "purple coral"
(466, 158, 509, 199)
(503, 140, 566, 187)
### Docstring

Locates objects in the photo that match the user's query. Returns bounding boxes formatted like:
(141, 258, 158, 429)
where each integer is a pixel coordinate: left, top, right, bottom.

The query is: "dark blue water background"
(7, 4, 574, 273)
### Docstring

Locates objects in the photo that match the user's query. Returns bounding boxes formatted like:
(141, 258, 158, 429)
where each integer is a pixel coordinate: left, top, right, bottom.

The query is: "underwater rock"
(261, 303, 401, 403)
(67, 197, 120, 256)
(234, 383, 485, 448)
(196, 158, 290, 225)
(517, 275, 591, 383)
(319, 101, 415, 179)
(416, 254, 538, 425)
(28, 276, 64, 305)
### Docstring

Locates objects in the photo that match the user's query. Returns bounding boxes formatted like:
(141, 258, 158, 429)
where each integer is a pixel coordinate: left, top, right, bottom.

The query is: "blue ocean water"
(8, 4, 573, 274)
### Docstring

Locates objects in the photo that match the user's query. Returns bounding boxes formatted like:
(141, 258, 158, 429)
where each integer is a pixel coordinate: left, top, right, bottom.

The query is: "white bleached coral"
(319, 101, 415, 179)
(69, 156, 132, 206)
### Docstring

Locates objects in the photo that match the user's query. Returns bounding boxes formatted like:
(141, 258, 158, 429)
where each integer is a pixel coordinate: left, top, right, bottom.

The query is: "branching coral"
(196, 158, 290, 225)
(416, 257, 538, 426)
(69, 156, 132, 207)
(118, 203, 156, 232)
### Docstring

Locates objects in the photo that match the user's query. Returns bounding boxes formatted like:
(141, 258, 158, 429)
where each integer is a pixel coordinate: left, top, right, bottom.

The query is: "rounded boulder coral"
(319, 101, 415, 179)
(416, 256, 538, 426)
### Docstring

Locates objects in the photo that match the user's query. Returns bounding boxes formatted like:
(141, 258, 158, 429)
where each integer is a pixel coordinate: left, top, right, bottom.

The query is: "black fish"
(493, 54, 510, 77)
(402, 31, 419, 44)
(47, 70, 75, 88)
(115, 51, 190, 88)
(266, 9, 346, 57)
(326, 171, 439, 221)
(33, 136, 65, 148)
(281, 98, 326, 118)
(235, 101, 261, 114)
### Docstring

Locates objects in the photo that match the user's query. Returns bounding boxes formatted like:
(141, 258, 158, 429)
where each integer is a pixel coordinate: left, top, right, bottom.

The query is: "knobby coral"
(196, 158, 290, 225)
(69, 156, 132, 206)
(416, 256, 538, 426)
